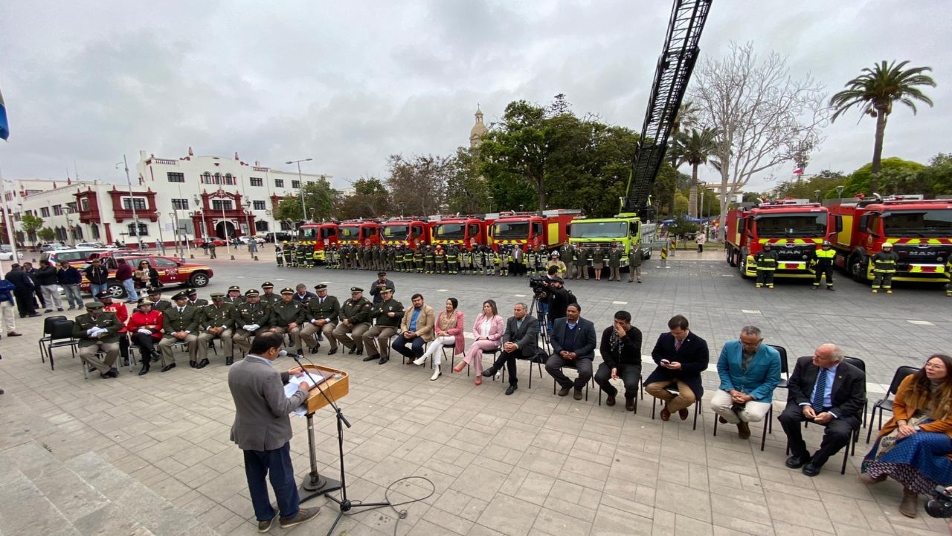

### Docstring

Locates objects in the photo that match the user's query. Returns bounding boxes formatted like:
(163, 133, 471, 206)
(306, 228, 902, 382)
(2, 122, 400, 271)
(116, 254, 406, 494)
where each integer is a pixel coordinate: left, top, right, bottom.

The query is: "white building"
(2, 149, 331, 247)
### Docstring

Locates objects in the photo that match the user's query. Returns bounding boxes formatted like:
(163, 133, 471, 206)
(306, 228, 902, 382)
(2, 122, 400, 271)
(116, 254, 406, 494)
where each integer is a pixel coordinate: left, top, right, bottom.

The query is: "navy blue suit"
(545, 317, 597, 390)
(644, 331, 709, 413)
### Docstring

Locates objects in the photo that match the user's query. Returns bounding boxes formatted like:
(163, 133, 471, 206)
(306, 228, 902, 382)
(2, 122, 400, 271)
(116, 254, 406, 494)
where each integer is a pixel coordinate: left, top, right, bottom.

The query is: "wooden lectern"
(295, 364, 349, 500)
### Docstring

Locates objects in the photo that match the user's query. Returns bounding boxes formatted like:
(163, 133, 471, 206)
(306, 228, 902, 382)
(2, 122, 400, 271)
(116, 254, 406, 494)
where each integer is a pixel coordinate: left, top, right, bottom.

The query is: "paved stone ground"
(2, 245, 952, 535)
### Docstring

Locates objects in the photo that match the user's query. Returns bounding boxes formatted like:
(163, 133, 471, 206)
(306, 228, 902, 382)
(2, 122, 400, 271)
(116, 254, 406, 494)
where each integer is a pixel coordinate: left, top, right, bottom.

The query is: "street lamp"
(116, 155, 143, 250)
(194, 195, 207, 244)
(487, 195, 493, 213)
(243, 200, 255, 259)
(286, 158, 313, 221)
(814, 189, 822, 203)
(836, 185, 845, 199)
(169, 212, 181, 257)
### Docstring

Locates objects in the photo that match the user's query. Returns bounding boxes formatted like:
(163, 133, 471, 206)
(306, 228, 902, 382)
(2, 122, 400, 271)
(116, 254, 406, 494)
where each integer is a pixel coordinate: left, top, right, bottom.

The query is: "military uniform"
(73, 303, 122, 376)
(224, 285, 244, 305)
(231, 290, 274, 357)
(259, 283, 280, 307)
(362, 291, 405, 363)
(301, 284, 342, 354)
(157, 295, 200, 368)
(577, 247, 591, 280)
(197, 296, 236, 365)
(627, 246, 643, 283)
(332, 288, 373, 354)
(608, 247, 622, 281)
(268, 290, 305, 354)
(562, 245, 576, 279)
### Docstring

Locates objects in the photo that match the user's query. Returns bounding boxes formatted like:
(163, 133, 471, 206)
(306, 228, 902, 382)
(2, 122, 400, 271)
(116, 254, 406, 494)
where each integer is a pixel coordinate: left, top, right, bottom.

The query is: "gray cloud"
(1, 0, 949, 195)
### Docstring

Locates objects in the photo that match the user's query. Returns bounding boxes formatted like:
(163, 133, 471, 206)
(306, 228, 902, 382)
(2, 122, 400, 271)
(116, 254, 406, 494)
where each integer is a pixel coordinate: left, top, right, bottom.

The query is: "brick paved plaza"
(2, 248, 951, 535)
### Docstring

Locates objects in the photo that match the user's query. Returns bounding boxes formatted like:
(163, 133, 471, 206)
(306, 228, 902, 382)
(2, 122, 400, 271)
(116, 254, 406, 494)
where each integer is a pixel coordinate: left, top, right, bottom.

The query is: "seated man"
(362, 287, 404, 364)
(711, 326, 781, 439)
(267, 287, 305, 357)
(482, 302, 539, 396)
(157, 291, 200, 371)
(197, 292, 236, 368)
(545, 303, 597, 400)
(644, 315, 710, 421)
(232, 289, 273, 364)
(332, 287, 372, 355)
(390, 293, 434, 363)
(779, 343, 866, 476)
(300, 284, 340, 355)
(593, 310, 643, 411)
(73, 302, 122, 378)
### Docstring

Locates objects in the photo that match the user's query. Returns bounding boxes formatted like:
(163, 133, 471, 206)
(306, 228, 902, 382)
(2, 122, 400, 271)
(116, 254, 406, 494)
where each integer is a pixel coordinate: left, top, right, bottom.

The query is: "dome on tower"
(469, 105, 488, 148)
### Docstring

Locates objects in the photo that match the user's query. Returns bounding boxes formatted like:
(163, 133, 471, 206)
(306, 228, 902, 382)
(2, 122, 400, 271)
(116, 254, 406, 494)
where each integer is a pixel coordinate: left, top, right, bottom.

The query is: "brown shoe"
(573, 389, 583, 400)
(678, 408, 689, 420)
(625, 398, 635, 411)
(857, 472, 886, 485)
(900, 489, 918, 518)
(257, 516, 275, 533)
(660, 407, 671, 421)
(605, 395, 616, 406)
(279, 507, 321, 529)
(737, 422, 751, 439)
(558, 386, 571, 397)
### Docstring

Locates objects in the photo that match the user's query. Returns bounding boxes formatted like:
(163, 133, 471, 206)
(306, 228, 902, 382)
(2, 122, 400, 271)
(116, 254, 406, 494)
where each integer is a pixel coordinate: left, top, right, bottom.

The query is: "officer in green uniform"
(259, 282, 280, 307)
(361, 287, 404, 365)
(332, 287, 373, 355)
(196, 292, 235, 367)
(561, 243, 576, 280)
(224, 285, 244, 305)
(871, 242, 899, 294)
(231, 289, 273, 360)
(186, 288, 209, 309)
(157, 291, 200, 370)
(73, 302, 122, 378)
(146, 287, 171, 312)
(267, 287, 306, 356)
(627, 245, 643, 283)
(755, 243, 779, 289)
(301, 283, 341, 354)
(578, 247, 591, 280)
(608, 244, 623, 281)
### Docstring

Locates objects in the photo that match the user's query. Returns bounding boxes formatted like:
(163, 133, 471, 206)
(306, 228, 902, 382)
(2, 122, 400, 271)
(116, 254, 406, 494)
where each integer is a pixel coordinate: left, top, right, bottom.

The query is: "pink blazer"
(472, 314, 505, 348)
(435, 310, 466, 355)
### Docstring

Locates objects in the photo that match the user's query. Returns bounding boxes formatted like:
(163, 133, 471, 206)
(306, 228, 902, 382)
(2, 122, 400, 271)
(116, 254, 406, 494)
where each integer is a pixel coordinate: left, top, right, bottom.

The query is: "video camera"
(528, 276, 549, 295)
(926, 486, 952, 518)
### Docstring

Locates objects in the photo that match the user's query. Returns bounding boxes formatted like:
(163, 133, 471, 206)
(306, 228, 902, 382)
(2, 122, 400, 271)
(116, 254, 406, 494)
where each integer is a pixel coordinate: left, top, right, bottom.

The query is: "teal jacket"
(716, 340, 781, 402)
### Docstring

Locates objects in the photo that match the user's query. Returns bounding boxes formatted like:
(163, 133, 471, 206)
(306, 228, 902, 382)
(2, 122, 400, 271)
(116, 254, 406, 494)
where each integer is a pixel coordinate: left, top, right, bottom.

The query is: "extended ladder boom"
(624, 0, 712, 219)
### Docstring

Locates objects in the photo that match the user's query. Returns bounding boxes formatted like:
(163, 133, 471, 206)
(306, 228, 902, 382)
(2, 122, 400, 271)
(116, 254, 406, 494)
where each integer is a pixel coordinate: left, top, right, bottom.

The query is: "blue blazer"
(550, 317, 597, 361)
(716, 340, 781, 402)
(646, 331, 710, 397)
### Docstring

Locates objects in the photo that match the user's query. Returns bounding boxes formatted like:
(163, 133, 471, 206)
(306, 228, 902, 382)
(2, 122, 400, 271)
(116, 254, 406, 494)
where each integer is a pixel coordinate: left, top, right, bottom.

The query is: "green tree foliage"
(335, 177, 390, 220)
(273, 177, 337, 224)
(385, 154, 451, 216)
(37, 227, 56, 242)
(830, 61, 936, 189)
(672, 127, 718, 217)
(843, 158, 926, 197)
(770, 170, 848, 201)
(21, 213, 43, 245)
(667, 214, 698, 237)
(445, 147, 490, 214)
(918, 153, 952, 196)
(478, 100, 548, 210)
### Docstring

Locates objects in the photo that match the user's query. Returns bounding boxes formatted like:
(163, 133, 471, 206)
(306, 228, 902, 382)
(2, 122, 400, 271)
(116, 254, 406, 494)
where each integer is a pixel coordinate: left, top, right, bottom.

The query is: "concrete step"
(0, 450, 79, 536)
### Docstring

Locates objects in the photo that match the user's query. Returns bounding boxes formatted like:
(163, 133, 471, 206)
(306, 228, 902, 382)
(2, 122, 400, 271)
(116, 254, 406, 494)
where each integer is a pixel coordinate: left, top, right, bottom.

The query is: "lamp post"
(169, 212, 181, 257)
(243, 200, 256, 259)
(836, 185, 845, 199)
(194, 195, 207, 243)
(286, 158, 312, 221)
(814, 189, 822, 203)
(219, 193, 232, 259)
(487, 195, 493, 213)
(117, 155, 143, 250)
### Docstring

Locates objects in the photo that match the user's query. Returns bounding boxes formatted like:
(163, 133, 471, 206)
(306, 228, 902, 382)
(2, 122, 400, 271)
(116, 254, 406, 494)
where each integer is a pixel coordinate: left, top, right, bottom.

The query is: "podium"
(295, 364, 349, 501)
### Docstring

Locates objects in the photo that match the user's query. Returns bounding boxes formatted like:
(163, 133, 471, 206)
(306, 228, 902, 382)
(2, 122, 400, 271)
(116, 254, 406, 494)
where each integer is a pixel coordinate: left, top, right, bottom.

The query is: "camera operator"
(369, 271, 395, 305)
(547, 277, 573, 326)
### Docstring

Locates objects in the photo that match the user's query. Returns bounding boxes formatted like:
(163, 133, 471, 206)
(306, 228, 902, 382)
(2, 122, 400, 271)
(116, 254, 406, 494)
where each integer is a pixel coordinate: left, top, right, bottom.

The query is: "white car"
(0, 245, 21, 261)
(237, 236, 265, 245)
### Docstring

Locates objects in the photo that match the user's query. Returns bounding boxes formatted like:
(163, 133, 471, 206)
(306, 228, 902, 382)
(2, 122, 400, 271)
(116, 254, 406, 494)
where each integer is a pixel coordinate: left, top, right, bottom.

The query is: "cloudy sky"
(1, 0, 950, 193)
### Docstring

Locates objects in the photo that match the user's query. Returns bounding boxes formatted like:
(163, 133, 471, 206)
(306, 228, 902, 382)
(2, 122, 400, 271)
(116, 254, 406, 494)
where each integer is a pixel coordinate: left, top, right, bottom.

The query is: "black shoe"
(226, 357, 234, 366)
(356, 348, 363, 356)
(827, 287, 835, 291)
(625, 398, 636, 411)
(310, 346, 319, 354)
(481, 367, 496, 378)
(138, 365, 149, 376)
(605, 395, 616, 406)
(107, 368, 119, 378)
(161, 363, 176, 372)
(189, 361, 197, 369)
(196, 359, 210, 369)
(785, 454, 809, 469)
(151, 354, 160, 363)
(362, 354, 380, 362)
(505, 385, 518, 396)
(122, 359, 130, 367)
(347, 346, 357, 355)
(28, 313, 41, 317)
(327, 348, 338, 356)
(378, 356, 389, 365)
(573, 389, 583, 400)
(802, 463, 822, 477)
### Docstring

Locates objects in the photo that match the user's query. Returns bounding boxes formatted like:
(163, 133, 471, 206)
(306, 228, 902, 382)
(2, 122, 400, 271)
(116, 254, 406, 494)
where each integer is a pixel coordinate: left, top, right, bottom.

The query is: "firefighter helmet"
(822, 241, 831, 247)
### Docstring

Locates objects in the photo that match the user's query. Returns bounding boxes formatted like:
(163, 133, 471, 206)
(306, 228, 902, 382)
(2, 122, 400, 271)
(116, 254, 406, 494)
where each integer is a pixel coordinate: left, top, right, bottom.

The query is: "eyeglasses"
(925, 362, 945, 369)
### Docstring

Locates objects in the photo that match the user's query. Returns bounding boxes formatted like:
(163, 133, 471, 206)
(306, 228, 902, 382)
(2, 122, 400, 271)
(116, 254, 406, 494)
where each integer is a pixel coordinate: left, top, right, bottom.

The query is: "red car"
(79, 252, 214, 298)
(195, 238, 228, 247)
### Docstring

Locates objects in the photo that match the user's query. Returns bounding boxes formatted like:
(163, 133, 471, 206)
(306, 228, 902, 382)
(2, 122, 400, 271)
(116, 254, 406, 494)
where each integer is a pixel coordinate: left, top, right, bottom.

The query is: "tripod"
(529, 295, 552, 354)
(292, 356, 392, 536)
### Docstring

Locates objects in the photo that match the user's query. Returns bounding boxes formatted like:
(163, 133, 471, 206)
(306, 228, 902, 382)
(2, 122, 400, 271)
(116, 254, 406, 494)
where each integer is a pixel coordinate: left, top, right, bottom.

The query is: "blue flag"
(0, 88, 9, 140)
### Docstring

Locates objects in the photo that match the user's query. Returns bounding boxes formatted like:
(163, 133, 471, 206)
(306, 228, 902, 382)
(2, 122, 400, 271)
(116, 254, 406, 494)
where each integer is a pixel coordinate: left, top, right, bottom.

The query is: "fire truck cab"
(430, 216, 492, 249)
(726, 202, 831, 280)
(380, 218, 432, 249)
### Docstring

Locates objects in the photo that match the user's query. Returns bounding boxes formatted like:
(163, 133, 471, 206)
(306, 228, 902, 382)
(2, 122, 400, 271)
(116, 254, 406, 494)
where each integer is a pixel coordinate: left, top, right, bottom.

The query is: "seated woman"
(859, 354, 952, 518)
(412, 298, 464, 381)
(454, 300, 504, 385)
(127, 298, 164, 376)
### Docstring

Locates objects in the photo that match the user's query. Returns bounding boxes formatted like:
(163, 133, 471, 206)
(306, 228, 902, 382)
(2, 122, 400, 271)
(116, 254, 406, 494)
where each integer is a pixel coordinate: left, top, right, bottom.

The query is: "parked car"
(263, 232, 294, 243)
(38, 243, 70, 252)
(78, 252, 214, 298)
(195, 238, 228, 247)
(75, 241, 114, 249)
(237, 236, 265, 245)
(43, 248, 112, 266)
(0, 244, 22, 261)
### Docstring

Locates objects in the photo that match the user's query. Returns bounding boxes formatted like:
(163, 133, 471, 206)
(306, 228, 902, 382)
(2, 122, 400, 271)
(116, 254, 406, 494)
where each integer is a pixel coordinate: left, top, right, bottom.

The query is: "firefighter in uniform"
(157, 292, 199, 370)
(447, 244, 459, 275)
(534, 245, 547, 276)
(871, 242, 899, 294)
(433, 245, 445, 274)
(459, 244, 470, 275)
(231, 289, 273, 360)
(421, 245, 433, 274)
(300, 283, 341, 355)
(547, 251, 567, 277)
(284, 242, 296, 267)
(295, 243, 310, 268)
(196, 292, 235, 367)
(812, 241, 836, 290)
(395, 245, 405, 272)
(224, 285, 244, 305)
(275, 243, 283, 267)
(755, 242, 779, 289)
(267, 287, 305, 356)
(333, 287, 373, 355)
(259, 282, 280, 307)
(73, 302, 122, 378)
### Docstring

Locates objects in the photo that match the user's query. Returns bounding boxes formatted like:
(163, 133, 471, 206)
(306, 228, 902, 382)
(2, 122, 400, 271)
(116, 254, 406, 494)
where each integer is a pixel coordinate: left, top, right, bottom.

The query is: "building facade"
(2, 149, 331, 248)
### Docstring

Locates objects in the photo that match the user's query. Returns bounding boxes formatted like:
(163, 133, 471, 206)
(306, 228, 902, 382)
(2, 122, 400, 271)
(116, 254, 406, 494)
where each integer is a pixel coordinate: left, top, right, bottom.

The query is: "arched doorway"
(216, 220, 237, 239)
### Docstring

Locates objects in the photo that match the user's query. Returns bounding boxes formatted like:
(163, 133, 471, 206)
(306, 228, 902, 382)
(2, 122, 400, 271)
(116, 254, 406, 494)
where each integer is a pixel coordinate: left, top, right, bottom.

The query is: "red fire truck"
(725, 201, 831, 280)
(827, 195, 952, 284)
(296, 222, 339, 262)
(429, 215, 493, 249)
(380, 218, 432, 249)
(489, 210, 580, 252)
(337, 219, 382, 247)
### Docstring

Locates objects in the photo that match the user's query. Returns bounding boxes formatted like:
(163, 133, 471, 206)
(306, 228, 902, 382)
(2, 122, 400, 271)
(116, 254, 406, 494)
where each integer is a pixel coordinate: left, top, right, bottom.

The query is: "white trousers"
(710, 389, 772, 424)
(0, 301, 17, 333)
(420, 336, 456, 366)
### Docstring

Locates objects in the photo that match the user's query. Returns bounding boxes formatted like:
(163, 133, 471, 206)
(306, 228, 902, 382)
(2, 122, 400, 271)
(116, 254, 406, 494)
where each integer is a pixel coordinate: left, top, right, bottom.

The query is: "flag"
(0, 88, 9, 140)
(793, 167, 804, 175)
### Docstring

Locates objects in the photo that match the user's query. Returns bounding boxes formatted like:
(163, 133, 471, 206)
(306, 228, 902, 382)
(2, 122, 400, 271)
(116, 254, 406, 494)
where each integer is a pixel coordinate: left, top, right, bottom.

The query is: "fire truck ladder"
(623, 0, 712, 220)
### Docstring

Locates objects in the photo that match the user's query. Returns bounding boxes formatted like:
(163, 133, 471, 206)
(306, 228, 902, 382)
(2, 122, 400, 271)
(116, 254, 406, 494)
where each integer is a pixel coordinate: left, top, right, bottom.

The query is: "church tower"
(469, 106, 488, 148)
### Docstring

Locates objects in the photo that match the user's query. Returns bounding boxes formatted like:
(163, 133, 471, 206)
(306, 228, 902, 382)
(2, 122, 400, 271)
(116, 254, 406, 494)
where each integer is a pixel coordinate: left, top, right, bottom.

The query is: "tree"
(843, 158, 926, 197)
(334, 177, 390, 220)
(37, 227, 56, 243)
(690, 42, 828, 232)
(21, 213, 43, 246)
(385, 154, 451, 216)
(672, 128, 718, 217)
(445, 147, 490, 214)
(830, 61, 936, 190)
(771, 170, 847, 201)
(479, 100, 549, 210)
(272, 177, 337, 224)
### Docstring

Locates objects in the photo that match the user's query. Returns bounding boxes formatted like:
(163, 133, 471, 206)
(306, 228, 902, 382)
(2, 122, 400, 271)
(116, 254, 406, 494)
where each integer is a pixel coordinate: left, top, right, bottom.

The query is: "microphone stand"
(291, 355, 391, 536)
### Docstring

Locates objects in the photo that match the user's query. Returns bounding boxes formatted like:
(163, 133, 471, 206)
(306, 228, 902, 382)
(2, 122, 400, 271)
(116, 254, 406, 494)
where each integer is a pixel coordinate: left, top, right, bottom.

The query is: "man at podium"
(227, 332, 321, 531)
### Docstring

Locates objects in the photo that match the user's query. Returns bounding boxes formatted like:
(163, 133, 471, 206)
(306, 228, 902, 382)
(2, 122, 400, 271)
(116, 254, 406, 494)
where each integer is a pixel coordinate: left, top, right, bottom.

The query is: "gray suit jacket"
(228, 356, 309, 451)
(502, 315, 539, 357)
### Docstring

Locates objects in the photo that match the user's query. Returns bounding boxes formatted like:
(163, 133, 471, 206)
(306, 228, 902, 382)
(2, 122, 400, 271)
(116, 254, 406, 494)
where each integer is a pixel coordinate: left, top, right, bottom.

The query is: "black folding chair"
(44, 320, 78, 371)
(550, 358, 594, 401)
(843, 356, 868, 428)
(597, 375, 644, 413)
(650, 386, 702, 430)
(866, 365, 919, 443)
(38, 315, 67, 367)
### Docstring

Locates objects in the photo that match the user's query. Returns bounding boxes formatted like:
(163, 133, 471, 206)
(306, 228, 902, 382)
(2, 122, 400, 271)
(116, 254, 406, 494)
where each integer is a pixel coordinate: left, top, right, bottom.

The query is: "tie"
(812, 369, 827, 413)
(179, 307, 184, 313)
(320, 298, 324, 304)
(674, 338, 682, 352)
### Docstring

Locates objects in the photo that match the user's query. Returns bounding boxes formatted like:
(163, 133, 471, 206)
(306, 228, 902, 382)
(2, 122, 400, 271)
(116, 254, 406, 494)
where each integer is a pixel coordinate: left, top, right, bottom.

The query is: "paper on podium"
(285, 369, 331, 416)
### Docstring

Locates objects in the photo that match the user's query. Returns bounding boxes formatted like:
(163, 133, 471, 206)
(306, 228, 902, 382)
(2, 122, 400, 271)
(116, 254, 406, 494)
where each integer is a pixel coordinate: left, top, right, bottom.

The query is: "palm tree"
(830, 61, 936, 191)
(674, 128, 718, 217)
